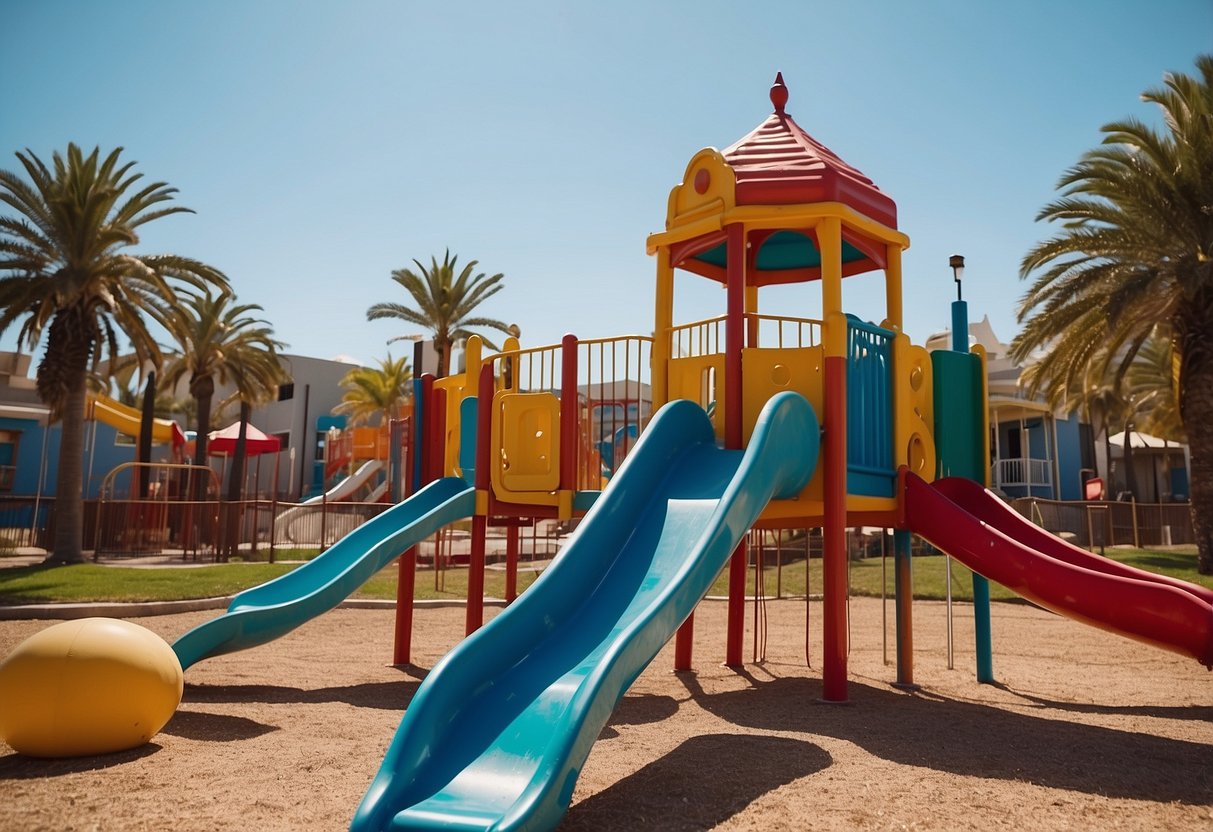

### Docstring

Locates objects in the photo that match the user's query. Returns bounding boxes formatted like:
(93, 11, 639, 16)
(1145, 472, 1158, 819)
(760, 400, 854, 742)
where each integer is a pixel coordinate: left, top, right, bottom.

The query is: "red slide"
(903, 473, 1213, 668)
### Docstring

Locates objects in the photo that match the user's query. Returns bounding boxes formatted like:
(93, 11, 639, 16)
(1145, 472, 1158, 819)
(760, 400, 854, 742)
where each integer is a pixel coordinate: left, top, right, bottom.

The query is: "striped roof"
(722, 73, 898, 229)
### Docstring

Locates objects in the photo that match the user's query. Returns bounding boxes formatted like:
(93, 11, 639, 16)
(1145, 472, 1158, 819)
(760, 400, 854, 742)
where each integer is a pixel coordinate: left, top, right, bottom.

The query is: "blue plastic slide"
(173, 478, 475, 670)
(351, 392, 819, 832)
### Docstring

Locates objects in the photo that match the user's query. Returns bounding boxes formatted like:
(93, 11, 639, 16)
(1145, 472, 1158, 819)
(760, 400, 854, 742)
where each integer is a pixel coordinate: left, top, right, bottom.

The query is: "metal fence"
(1008, 497, 1195, 548)
(3, 494, 574, 566)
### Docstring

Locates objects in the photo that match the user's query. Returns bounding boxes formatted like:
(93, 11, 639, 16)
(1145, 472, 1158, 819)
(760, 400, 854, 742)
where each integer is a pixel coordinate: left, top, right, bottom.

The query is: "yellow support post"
(820, 218, 845, 358)
(652, 248, 673, 411)
(885, 243, 904, 333)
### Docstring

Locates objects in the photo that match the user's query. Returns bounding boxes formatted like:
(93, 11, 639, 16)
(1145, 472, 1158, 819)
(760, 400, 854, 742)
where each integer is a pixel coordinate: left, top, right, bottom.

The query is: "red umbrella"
(207, 421, 281, 456)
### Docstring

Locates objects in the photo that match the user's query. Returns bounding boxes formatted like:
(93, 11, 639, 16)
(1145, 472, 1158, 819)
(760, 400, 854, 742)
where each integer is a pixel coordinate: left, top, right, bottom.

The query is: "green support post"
(932, 299, 994, 684)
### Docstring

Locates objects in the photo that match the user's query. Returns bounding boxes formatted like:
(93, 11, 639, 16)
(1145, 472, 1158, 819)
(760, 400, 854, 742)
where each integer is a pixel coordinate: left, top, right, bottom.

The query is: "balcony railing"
(992, 457, 1052, 489)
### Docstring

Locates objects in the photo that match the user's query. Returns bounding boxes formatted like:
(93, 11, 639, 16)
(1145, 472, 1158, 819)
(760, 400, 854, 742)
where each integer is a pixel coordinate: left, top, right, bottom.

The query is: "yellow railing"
(745, 313, 822, 349)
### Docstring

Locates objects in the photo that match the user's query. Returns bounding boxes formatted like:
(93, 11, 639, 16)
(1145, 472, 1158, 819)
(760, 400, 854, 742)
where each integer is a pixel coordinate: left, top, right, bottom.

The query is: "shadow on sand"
(677, 672, 1211, 806)
(183, 678, 420, 711)
(161, 710, 280, 742)
(0, 743, 162, 778)
(563, 733, 830, 830)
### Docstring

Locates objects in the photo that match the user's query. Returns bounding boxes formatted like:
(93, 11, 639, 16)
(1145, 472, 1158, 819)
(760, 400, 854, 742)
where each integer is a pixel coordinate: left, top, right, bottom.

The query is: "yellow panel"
(742, 345, 825, 507)
(668, 355, 725, 442)
(892, 336, 936, 482)
(759, 497, 824, 524)
(492, 393, 560, 493)
(664, 148, 736, 231)
(742, 346, 823, 443)
(846, 495, 899, 513)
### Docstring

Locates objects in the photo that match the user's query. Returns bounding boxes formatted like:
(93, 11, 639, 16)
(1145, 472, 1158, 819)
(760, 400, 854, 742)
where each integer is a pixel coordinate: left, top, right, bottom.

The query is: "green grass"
(357, 564, 544, 601)
(0, 563, 298, 604)
(707, 545, 1211, 602)
(0, 546, 1205, 606)
(0, 560, 546, 605)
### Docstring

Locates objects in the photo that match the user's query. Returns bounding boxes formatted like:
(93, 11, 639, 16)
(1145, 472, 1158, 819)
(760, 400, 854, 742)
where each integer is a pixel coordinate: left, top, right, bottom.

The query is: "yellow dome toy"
(0, 618, 183, 757)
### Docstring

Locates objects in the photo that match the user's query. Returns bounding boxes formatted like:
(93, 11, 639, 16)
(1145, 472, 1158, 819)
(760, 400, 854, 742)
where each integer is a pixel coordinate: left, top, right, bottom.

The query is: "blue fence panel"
(845, 316, 895, 497)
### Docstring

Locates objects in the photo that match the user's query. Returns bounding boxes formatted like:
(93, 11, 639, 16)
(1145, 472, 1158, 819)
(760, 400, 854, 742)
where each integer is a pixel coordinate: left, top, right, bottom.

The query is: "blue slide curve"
(351, 392, 820, 832)
(173, 478, 475, 670)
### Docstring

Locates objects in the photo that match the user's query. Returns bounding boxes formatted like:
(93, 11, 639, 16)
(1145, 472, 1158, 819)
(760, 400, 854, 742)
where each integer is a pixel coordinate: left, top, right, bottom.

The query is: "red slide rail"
(903, 473, 1213, 668)
(930, 476, 1213, 607)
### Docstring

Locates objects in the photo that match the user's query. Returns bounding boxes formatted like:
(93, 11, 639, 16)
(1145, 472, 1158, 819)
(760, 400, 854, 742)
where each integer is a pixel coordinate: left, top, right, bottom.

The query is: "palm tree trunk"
(1122, 418, 1138, 500)
(193, 391, 213, 466)
(191, 383, 214, 499)
(137, 371, 156, 499)
(45, 369, 89, 564)
(1182, 362, 1213, 574)
(436, 337, 451, 379)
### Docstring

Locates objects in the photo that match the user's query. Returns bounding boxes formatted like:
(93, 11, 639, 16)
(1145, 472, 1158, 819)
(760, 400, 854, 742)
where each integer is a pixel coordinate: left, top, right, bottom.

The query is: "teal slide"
(351, 392, 820, 832)
(172, 478, 475, 670)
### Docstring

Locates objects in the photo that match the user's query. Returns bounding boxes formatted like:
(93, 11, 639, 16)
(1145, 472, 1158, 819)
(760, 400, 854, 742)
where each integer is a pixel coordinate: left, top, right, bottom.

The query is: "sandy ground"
(0, 596, 1209, 831)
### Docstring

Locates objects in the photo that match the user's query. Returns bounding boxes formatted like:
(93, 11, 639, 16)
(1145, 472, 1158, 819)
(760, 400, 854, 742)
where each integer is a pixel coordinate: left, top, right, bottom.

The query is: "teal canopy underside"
(692, 229, 867, 275)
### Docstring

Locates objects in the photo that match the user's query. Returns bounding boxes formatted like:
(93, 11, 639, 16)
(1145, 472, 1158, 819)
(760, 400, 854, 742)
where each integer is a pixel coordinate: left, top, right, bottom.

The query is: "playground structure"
(270, 416, 410, 545)
(1, 75, 1211, 832)
(86, 394, 187, 450)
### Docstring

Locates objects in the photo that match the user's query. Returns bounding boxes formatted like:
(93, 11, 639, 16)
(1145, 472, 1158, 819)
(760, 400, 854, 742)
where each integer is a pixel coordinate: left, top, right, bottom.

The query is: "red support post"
(724, 222, 747, 665)
(724, 223, 745, 451)
(466, 364, 497, 634)
(674, 614, 694, 671)
(392, 548, 416, 665)
(822, 355, 849, 702)
(725, 539, 748, 666)
(390, 411, 417, 665)
(428, 386, 447, 483)
(505, 525, 519, 602)
(467, 514, 487, 634)
(559, 334, 578, 493)
(419, 374, 435, 486)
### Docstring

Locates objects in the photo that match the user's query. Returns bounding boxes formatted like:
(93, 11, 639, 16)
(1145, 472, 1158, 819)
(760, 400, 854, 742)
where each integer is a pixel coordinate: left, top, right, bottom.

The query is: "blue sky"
(3, 1, 1211, 370)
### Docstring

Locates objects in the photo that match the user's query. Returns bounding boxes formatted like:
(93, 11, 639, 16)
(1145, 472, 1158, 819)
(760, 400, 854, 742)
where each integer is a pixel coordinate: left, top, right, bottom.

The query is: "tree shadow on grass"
(0, 743, 161, 778)
(562, 734, 830, 830)
(679, 673, 1213, 806)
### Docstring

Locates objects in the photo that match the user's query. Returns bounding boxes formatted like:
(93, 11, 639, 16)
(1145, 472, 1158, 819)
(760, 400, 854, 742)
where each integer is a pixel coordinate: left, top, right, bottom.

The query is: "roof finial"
(770, 72, 788, 115)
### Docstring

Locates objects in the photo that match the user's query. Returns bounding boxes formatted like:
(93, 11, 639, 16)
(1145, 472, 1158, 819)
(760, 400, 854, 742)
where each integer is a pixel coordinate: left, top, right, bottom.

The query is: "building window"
(274, 431, 290, 450)
(278, 382, 295, 401)
(1078, 422, 1096, 470)
(1006, 427, 1022, 459)
(0, 430, 16, 492)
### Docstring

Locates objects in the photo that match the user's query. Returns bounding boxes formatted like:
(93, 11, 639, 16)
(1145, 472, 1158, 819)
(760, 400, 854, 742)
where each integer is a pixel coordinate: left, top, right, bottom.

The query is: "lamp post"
(950, 254, 968, 354)
(950, 254, 965, 301)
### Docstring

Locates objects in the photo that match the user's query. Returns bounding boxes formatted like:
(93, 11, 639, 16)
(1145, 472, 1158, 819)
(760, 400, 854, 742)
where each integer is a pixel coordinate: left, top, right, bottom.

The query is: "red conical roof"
(722, 73, 897, 229)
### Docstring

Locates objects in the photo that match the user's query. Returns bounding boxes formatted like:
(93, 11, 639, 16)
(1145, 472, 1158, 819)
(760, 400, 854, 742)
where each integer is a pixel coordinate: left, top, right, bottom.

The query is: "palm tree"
(0, 144, 228, 563)
(1010, 55, 1213, 573)
(334, 354, 412, 427)
(96, 353, 182, 417)
(367, 250, 511, 377)
(1123, 330, 1185, 442)
(157, 288, 286, 473)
